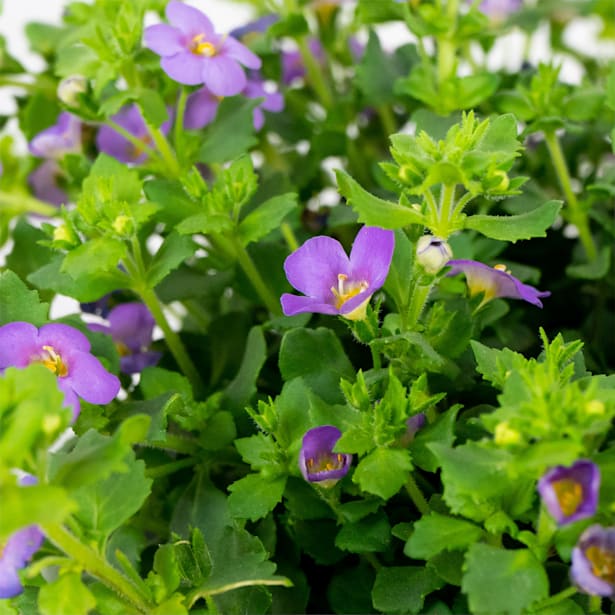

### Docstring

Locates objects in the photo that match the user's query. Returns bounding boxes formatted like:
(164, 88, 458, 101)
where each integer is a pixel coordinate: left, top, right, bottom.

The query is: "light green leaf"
(38, 572, 96, 615)
(336, 170, 425, 228)
(352, 448, 412, 499)
(406, 513, 484, 560)
(0, 269, 48, 326)
(146, 232, 195, 288)
(462, 544, 549, 615)
(61, 237, 128, 279)
(464, 200, 561, 242)
(238, 193, 298, 245)
(228, 474, 287, 521)
(335, 512, 391, 553)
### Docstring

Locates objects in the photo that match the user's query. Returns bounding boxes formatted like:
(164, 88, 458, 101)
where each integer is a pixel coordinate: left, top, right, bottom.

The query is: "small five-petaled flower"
(299, 426, 352, 487)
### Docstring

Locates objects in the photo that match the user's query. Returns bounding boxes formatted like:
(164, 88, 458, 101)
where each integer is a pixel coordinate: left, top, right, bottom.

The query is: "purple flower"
(230, 14, 279, 41)
(184, 74, 283, 131)
(144, 1, 261, 95)
(538, 460, 600, 526)
(571, 525, 615, 597)
(96, 104, 170, 164)
(0, 476, 44, 599)
(281, 226, 395, 321)
(281, 39, 324, 85)
(88, 303, 161, 374)
(299, 426, 352, 486)
(0, 322, 120, 420)
(29, 112, 81, 159)
(477, 0, 522, 20)
(399, 413, 426, 446)
(28, 159, 68, 206)
(446, 259, 550, 308)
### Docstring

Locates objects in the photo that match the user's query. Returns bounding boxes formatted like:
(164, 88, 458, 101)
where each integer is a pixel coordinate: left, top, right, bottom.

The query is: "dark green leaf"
(372, 566, 444, 614)
(238, 193, 298, 245)
(228, 474, 287, 522)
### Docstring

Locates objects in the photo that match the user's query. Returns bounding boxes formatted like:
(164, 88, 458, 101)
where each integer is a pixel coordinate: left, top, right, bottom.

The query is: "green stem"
(370, 345, 382, 370)
(405, 473, 430, 515)
(0, 190, 58, 217)
(41, 523, 153, 613)
(174, 87, 188, 163)
(434, 183, 457, 238)
(534, 587, 577, 611)
(377, 105, 397, 138)
(147, 434, 199, 455)
(436, 0, 459, 85)
(138, 285, 204, 395)
(146, 123, 182, 178)
(297, 36, 333, 109)
(543, 130, 597, 261)
(423, 189, 440, 230)
(588, 595, 602, 614)
(106, 119, 160, 161)
(230, 235, 282, 315)
(280, 221, 299, 252)
(404, 280, 434, 330)
(146, 457, 196, 479)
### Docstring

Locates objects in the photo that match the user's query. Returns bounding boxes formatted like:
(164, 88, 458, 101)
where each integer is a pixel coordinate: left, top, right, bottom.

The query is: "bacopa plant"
(0, 0, 614, 614)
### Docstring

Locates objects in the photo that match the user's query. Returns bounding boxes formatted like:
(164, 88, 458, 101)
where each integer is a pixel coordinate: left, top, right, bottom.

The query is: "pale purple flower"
(184, 74, 283, 131)
(399, 413, 426, 446)
(281, 39, 324, 85)
(446, 259, 550, 308)
(571, 525, 615, 597)
(416, 236, 453, 274)
(144, 1, 261, 95)
(88, 303, 161, 374)
(0, 476, 44, 599)
(478, 0, 522, 20)
(299, 426, 352, 486)
(29, 112, 81, 159)
(28, 159, 67, 206)
(281, 226, 395, 321)
(230, 14, 279, 41)
(96, 104, 170, 164)
(0, 322, 120, 420)
(538, 460, 600, 526)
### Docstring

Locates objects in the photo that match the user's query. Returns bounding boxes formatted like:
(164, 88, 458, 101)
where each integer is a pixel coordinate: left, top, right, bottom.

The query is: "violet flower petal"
(67, 351, 120, 405)
(0, 525, 44, 598)
(284, 235, 350, 299)
(0, 322, 39, 368)
(222, 36, 262, 70)
(349, 226, 395, 291)
(299, 425, 352, 483)
(203, 54, 247, 96)
(165, 0, 215, 38)
(38, 323, 91, 354)
(121, 351, 162, 374)
(280, 294, 340, 317)
(28, 160, 67, 207)
(571, 525, 615, 596)
(537, 460, 600, 525)
(184, 88, 220, 130)
(161, 52, 206, 86)
(144, 23, 185, 56)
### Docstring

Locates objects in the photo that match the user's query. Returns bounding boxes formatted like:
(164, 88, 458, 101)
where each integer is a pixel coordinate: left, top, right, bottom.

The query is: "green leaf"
(61, 237, 128, 279)
(563, 88, 605, 122)
(238, 193, 298, 245)
(228, 474, 287, 522)
(454, 73, 500, 110)
(462, 544, 549, 615)
(279, 327, 354, 404)
(383, 229, 414, 314)
(0, 269, 48, 326)
(336, 170, 425, 228)
(411, 405, 461, 472)
(335, 512, 391, 553)
(38, 572, 96, 615)
(137, 89, 169, 128)
(476, 114, 520, 155)
(153, 544, 181, 597)
(0, 484, 76, 539)
(406, 513, 484, 560)
(353, 448, 412, 499)
(372, 566, 444, 614)
(51, 416, 150, 488)
(198, 98, 259, 164)
(29, 255, 128, 303)
(143, 179, 199, 227)
(464, 200, 562, 242)
(566, 245, 611, 280)
(72, 455, 152, 540)
(224, 326, 267, 413)
(355, 30, 398, 106)
(5, 219, 55, 284)
(146, 232, 195, 288)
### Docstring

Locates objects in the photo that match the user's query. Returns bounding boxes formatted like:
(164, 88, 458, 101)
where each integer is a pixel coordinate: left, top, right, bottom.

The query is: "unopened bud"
(494, 421, 521, 446)
(53, 223, 78, 246)
(57, 75, 88, 106)
(112, 215, 134, 236)
(585, 400, 605, 415)
(416, 235, 453, 275)
(43, 414, 62, 435)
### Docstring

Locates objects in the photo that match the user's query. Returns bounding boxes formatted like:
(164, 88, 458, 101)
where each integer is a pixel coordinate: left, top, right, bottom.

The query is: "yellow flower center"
(552, 478, 583, 517)
(493, 263, 511, 274)
(586, 546, 615, 584)
(115, 341, 131, 357)
(190, 34, 217, 57)
(306, 453, 346, 474)
(331, 273, 368, 310)
(38, 345, 68, 378)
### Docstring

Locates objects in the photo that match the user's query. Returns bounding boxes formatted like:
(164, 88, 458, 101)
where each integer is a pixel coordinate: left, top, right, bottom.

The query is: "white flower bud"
(416, 235, 453, 275)
(57, 75, 87, 106)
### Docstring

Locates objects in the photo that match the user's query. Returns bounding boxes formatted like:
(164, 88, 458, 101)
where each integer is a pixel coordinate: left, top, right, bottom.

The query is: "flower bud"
(112, 215, 135, 237)
(494, 421, 521, 446)
(52, 223, 78, 247)
(57, 75, 88, 107)
(416, 236, 453, 275)
(585, 400, 605, 415)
